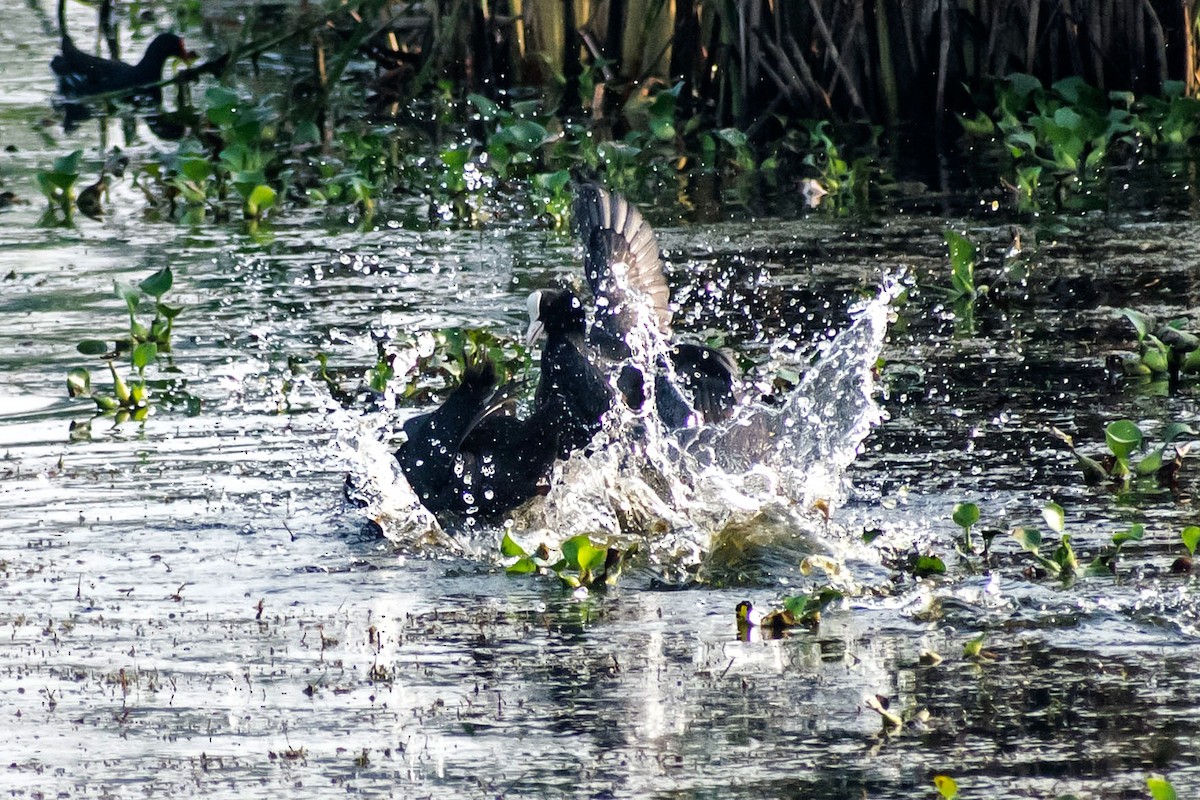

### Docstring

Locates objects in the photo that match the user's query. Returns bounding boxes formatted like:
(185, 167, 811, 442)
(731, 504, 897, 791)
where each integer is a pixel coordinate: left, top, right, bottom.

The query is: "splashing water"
(342, 275, 901, 569)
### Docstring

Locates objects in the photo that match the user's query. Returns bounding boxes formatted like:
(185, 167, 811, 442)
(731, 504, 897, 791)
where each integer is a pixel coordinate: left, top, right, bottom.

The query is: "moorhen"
(51, 32, 194, 101)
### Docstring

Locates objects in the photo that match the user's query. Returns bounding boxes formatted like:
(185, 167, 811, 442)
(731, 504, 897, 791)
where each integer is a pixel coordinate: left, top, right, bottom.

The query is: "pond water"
(4, 6, 1200, 799)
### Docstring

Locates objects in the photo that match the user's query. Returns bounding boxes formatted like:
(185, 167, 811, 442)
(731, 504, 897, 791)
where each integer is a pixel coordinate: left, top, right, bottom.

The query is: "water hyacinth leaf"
(862, 528, 884, 545)
(94, 394, 119, 411)
(500, 531, 527, 558)
(205, 86, 240, 127)
(53, 149, 84, 176)
(1182, 526, 1200, 556)
(139, 266, 173, 298)
(67, 367, 91, 397)
(914, 555, 946, 577)
(466, 93, 499, 119)
(1136, 448, 1164, 476)
(1146, 776, 1177, 800)
(505, 556, 537, 575)
(132, 341, 158, 370)
(933, 775, 959, 800)
(114, 281, 140, 315)
(246, 184, 277, 218)
(76, 339, 108, 356)
(1122, 308, 1154, 340)
(1105, 420, 1143, 461)
(1162, 422, 1197, 444)
(496, 119, 549, 152)
(561, 535, 606, 573)
(944, 231, 976, 298)
(1013, 527, 1042, 553)
(1113, 524, 1145, 547)
(1041, 502, 1065, 534)
(952, 502, 980, 529)
(963, 635, 984, 658)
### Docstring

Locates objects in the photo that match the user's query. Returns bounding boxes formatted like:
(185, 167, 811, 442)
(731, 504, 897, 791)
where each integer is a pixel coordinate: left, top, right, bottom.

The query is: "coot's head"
(525, 288, 586, 345)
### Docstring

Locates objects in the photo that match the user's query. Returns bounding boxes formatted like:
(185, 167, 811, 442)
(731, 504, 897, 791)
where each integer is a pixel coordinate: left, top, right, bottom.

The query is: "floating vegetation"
(66, 266, 197, 421)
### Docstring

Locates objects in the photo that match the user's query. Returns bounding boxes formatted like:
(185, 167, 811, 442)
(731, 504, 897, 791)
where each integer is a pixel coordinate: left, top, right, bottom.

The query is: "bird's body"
(395, 359, 558, 517)
(527, 289, 614, 459)
(51, 33, 192, 100)
(572, 182, 739, 426)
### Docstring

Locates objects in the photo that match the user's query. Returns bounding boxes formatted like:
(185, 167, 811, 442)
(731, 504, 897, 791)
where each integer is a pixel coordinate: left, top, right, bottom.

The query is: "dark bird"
(51, 32, 195, 101)
(571, 182, 739, 426)
(394, 357, 559, 518)
(525, 288, 615, 459)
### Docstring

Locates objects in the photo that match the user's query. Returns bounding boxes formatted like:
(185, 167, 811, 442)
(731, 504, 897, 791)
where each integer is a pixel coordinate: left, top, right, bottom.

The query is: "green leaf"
(952, 502, 980, 530)
(1105, 420, 1143, 461)
(132, 342, 158, 370)
(76, 339, 109, 356)
(505, 557, 537, 575)
(1147, 776, 1177, 800)
(245, 184, 276, 218)
(500, 531, 527, 558)
(1013, 527, 1042, 553)
(1162, 422, 1197, 444)
(1182, 526, 1200, 557)
(467, 93, 499, 119)
(1122, 308, 1155, 340)
(67, 367, 92, 398)
(114, 281, 140, 316)
(157, 303, 184, 321)
(1136, 448, 1164, 476)
(1112, 524, 1145, 547)
(862, 528, 884, 545)
(963, 635, 984, 659)
(138, 266, 173, 299)
(561, 535, 606, 573)
(1041, 502, 1065, 534)
(205, 86, 241, 127)
(944, 231, 976, 299)
(913, 555, 946, 577)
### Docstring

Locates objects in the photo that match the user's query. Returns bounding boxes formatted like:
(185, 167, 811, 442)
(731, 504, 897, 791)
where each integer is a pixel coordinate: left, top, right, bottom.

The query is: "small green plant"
(734, 587, 843, 639)
(67, 267, 191, 421)
(1120, 308, 1200, 391)
(1146, 775, 1177, 800)
(36, 150, 83, 224)
(933, 774, 959, 799)
(952, 502, 980, 552)
(1011, 503, 1078, 580)
(1083, 523, 1145, 577)
(501, 531, 635, 590)
(1053, 421, 1192, 490)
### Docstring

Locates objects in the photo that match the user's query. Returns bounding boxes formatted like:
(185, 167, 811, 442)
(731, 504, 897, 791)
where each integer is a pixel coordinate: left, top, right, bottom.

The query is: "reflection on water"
(4, 6, 1200, 799)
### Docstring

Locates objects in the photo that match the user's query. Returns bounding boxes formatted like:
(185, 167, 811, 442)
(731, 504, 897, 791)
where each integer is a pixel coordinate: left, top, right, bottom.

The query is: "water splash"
(344, 275, 900, 569)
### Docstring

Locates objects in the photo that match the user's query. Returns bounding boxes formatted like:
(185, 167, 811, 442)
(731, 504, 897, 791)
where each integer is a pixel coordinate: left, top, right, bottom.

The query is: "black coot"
(52, 32, 194, 100)
(571, 182, 739, 426)
(394, 357, 558, 517)
(525, 288, 614, 459)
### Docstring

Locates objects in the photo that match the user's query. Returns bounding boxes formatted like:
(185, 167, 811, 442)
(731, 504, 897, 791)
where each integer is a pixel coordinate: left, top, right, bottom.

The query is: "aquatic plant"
(1052, 421, 1192, 491)
(35, 150, 83, 225)
(67, 266, 194, 421)
(1120, 308, 1200, 392)
(501, 531, 635, 591)
(1147, 775, 1178, 800)
(952, 502, 980, 552)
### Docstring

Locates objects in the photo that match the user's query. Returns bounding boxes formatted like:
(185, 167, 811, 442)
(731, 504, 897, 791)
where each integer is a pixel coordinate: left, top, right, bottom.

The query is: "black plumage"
(571, 182, 739, 426)
(526, 288, 614, 459)
(394, 358, 558, 517)
(51, 32, 193, 100)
